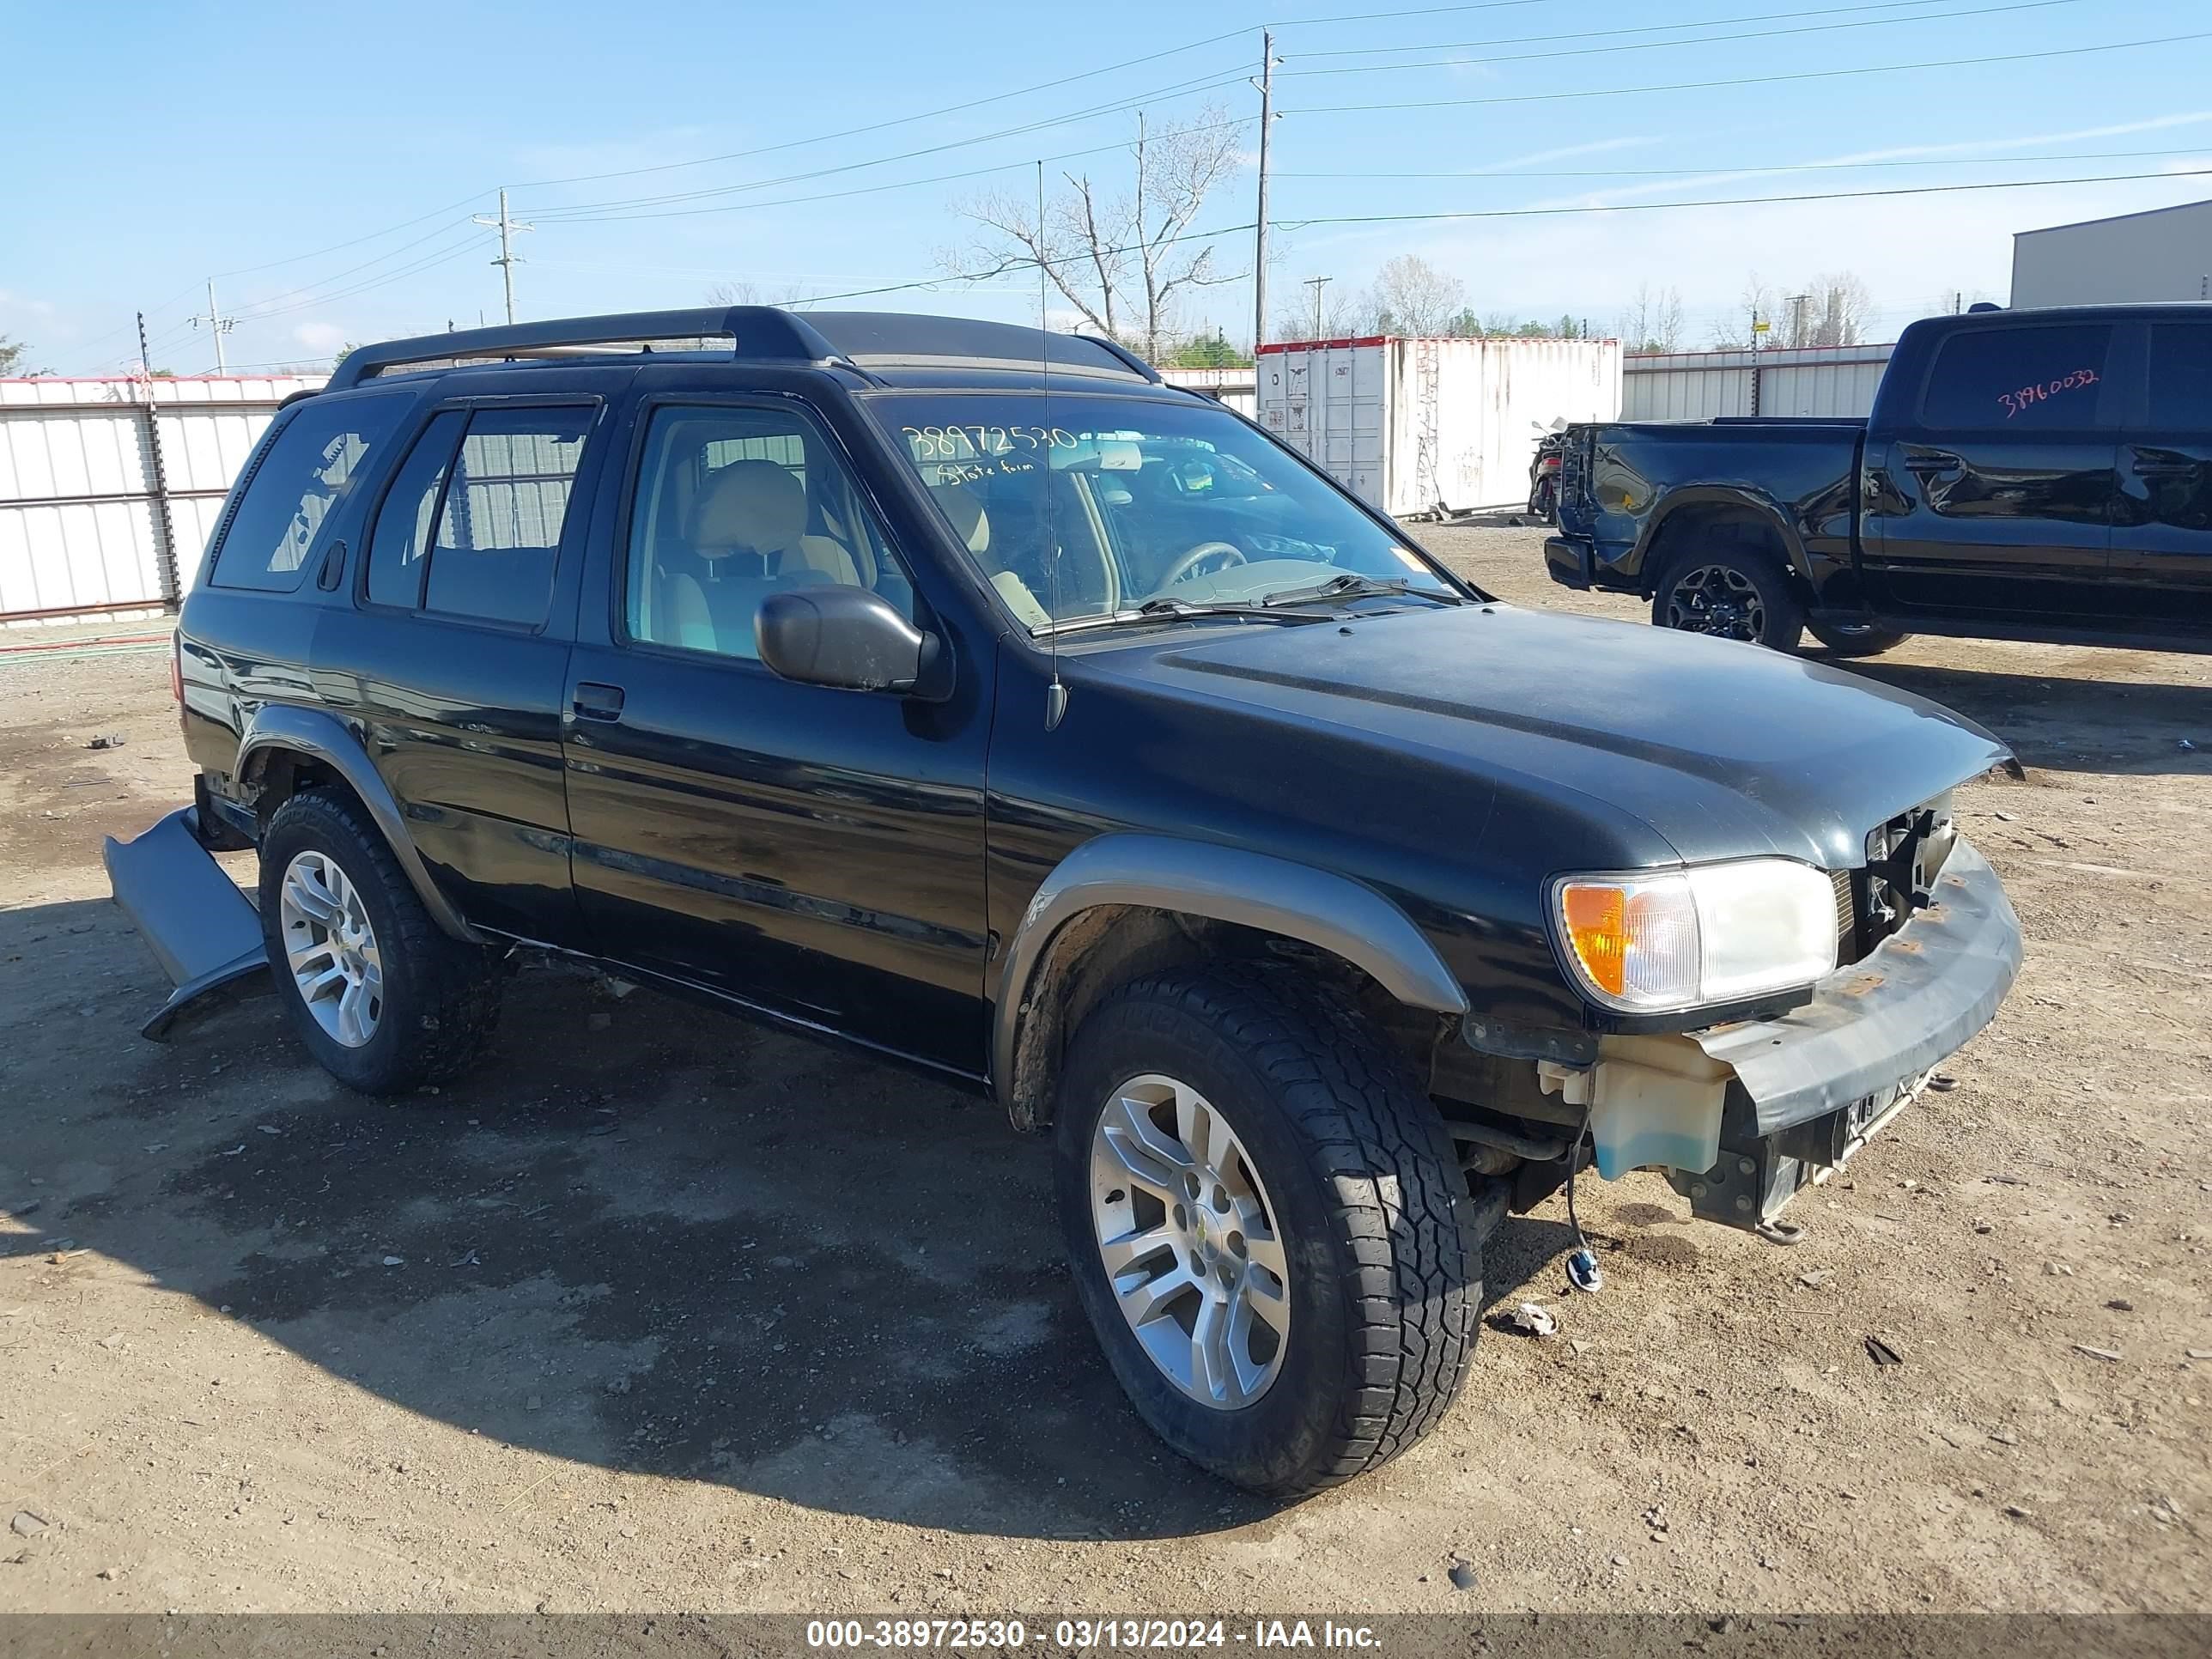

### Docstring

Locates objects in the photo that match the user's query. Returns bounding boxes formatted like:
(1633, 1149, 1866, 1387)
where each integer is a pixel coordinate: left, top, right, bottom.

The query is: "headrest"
(930, 482, 990, 556)
(693, 459, 805, 556)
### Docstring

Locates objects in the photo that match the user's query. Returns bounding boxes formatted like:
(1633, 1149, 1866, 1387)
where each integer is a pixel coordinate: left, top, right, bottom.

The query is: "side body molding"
(991, 833, 1469, 1109)
(236, 704, 484, 945)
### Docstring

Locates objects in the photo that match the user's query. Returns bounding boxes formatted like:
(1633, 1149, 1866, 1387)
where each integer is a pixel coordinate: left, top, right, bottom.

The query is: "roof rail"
(325, 307, 846, 392)
(1073, 332, 1163, 384)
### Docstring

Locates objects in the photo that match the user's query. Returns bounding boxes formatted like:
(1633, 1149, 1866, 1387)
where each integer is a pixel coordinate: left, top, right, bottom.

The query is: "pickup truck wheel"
(1653, 544, 1804, 652)
(1054, 968, 1478, 1496)
(258, 789, 502, 1095)
(1808, 619, 1911, 658)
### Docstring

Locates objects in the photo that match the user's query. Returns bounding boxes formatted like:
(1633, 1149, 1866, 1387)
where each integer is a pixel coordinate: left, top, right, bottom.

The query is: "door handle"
(572, 682, 625, 721)
(1904, 452, 1964, 476)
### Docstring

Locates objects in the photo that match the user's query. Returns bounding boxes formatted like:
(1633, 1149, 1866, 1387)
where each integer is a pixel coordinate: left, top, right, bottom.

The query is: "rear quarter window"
(208, 393, 409, 591)
(1919, 324, 2115, 432)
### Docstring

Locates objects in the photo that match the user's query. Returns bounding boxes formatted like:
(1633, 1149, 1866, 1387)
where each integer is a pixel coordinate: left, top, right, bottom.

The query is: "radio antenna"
(1039, 158, 1067, 732)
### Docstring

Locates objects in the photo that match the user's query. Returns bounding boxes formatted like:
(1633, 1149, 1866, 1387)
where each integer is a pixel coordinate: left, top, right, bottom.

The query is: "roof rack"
(325, 307, 843, 392)
(325, 306, 1164, 392)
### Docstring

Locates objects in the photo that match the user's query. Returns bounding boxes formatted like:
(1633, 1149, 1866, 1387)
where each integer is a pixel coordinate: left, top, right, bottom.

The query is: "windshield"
(865, 392, 1461, 629)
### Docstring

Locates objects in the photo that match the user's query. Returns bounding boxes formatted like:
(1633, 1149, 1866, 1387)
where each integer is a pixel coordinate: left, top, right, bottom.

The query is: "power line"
(508, 27, 1261, 191)
(1283, 29, 2212, 112)
(797, 161, 2212, 307)
(521, 71, 1252, 222)
(1287, 0, 1948, 56)
(1279, 165, 2212, 228)
(1274, 0, 2087, 76)
(1274, 143, 2212, 179)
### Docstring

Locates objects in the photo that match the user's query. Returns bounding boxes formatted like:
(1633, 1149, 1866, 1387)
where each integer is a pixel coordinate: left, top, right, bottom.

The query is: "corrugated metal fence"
(1622, 343, 1893, 422)
(0, 374, 324, 624)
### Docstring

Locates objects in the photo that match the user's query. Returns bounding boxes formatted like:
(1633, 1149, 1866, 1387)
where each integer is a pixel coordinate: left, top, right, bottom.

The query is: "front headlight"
(1552, 858, 1838, 1014)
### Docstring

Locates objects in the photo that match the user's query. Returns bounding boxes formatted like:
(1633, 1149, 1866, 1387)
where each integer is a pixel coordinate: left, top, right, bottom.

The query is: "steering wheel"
(1157, 540, 1248, 590)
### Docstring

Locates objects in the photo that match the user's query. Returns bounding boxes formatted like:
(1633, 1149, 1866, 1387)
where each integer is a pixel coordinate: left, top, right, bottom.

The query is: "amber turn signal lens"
(1560, 883, 1627, 998)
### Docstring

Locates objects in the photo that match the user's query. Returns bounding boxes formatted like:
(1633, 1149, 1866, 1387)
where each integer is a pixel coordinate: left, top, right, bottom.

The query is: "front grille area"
(1834, 792, 1957, 966)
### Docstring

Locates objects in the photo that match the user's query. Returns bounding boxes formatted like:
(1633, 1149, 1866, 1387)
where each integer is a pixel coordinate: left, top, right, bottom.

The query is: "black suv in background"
(1546, 304, 2212, 656)
(109, 307, 2021, 1497)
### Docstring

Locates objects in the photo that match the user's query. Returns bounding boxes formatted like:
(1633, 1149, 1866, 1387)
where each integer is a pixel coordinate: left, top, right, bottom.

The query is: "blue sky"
(5, 0, 2209, 375)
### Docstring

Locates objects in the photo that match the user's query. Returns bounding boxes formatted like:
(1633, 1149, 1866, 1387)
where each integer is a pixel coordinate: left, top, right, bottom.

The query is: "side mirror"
(756, 586, 933, 693)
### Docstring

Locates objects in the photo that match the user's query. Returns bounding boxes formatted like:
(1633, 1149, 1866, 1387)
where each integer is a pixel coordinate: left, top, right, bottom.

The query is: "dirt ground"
(0, 526, 2206, 1617)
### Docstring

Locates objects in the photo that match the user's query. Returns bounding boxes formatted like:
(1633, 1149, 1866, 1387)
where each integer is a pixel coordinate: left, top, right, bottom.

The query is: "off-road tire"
(258, 788, 502, 1094)
(1054, 966, 1480, 1496)
(1808, 619, 1911, 658)
(1650, 533, 1805, 653)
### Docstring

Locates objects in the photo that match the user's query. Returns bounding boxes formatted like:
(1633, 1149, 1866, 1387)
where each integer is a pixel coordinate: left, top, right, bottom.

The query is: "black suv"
(108, 307, 2022, 1497)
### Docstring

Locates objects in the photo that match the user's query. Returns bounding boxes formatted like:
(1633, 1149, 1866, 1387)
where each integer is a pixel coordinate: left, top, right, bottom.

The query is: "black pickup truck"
(1545, 303, 2212, 655)
(106, 307, 2021, 1498)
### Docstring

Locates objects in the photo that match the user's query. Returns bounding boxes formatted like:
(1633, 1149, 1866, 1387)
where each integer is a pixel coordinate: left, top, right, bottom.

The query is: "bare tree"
(708, 279, 815, 310)
(1273, 274, 1362, 342)
(1618, 283, 1686, 353)
(1797, 271, 1875, 347)
(1711, 270, 1876, 348)
(1364, 255, 1468, 337)
(0, 335, 27, 377)
(943, 105, 1242, 361)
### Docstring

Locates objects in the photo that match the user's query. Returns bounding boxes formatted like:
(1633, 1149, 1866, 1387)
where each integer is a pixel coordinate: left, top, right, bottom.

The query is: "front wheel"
(1651, 542, 1804, 653)
(1054, 969, 1479, 1496)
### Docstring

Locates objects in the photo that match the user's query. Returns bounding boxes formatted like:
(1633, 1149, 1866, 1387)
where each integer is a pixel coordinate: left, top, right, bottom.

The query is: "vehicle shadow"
(1, 897, 1549, 1542)
(1806, 652, 2212, 776)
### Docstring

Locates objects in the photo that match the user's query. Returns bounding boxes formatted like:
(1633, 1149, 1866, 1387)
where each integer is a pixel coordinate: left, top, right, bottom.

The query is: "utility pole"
(190, 280, 235, 373)
(1251, 30, 1276, 356)
(473, 188, 533, 325)
(1785, 291, 1811, 349)
(1304, 275, 1330, 342)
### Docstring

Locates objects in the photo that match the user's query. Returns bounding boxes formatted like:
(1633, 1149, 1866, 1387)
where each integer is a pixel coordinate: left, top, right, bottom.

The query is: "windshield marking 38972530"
(866, 392, 1462, 633)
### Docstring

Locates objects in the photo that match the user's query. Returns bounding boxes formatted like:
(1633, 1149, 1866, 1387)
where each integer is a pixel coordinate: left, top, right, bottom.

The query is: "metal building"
(1620, 343, 1894, 421)
(1256, 336, 1622, 517)
(2011, 198, 2212, 308)
(0, 374, 324, 625)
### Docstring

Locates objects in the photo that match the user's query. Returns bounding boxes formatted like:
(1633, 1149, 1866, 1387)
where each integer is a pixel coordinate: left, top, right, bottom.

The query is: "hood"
(1105, 604, 2008, 871)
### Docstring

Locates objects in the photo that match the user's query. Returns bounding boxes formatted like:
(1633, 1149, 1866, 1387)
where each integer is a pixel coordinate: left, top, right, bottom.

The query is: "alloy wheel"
(1088, 1074, 1291, 1409)
(278, 850, 384, 1048)
(1664, 562, 1766, 642)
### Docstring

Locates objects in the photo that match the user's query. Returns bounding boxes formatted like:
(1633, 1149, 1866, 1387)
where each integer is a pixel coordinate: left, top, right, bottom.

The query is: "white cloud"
(293, 321, 347, 351)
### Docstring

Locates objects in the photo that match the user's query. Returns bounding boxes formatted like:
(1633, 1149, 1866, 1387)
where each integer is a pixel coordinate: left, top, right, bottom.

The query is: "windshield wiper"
(1034, 598, 1337, 637)
(1259, 573, 1462, 608)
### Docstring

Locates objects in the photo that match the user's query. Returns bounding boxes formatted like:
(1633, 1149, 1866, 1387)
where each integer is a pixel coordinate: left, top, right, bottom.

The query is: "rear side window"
(2147, 324, 2212, 430)
(366, 410, 464, 609)
(209, 393, 408, 591)
(1920, 325, 2114, 431)
(362, 404, 592, 627)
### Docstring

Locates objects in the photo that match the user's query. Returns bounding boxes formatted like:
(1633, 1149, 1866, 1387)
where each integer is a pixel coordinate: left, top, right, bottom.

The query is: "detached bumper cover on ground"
(102, 805, 267, 1039)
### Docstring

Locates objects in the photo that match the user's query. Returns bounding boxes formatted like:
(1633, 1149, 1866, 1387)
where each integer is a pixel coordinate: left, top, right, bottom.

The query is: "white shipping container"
(1255, 336, 1621, 518)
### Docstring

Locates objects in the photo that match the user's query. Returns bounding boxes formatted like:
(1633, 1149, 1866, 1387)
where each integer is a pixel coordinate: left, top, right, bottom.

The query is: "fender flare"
(236, 704, 483, 945)
(991, 832, 1468, 1110)
(1634, 486, 1814, 591)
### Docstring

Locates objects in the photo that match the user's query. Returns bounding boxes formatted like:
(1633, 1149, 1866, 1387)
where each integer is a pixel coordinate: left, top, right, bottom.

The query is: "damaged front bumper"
(1544, 836, 2021, 1228)
(102, 805, 269, 1039)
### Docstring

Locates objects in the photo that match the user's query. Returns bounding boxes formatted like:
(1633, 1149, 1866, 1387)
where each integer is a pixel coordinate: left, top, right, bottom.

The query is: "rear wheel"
(258, 789, 502, 1094)
(1808, 619, 1911, 658)
(1651, 537, 1804, 652)
(1054, 968, 1479, 1496)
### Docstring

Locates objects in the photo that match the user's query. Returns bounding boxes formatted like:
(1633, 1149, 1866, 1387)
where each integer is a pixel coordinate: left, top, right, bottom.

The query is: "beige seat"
(693, 459, 862, 586)
(931, 481, 1051, 628)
